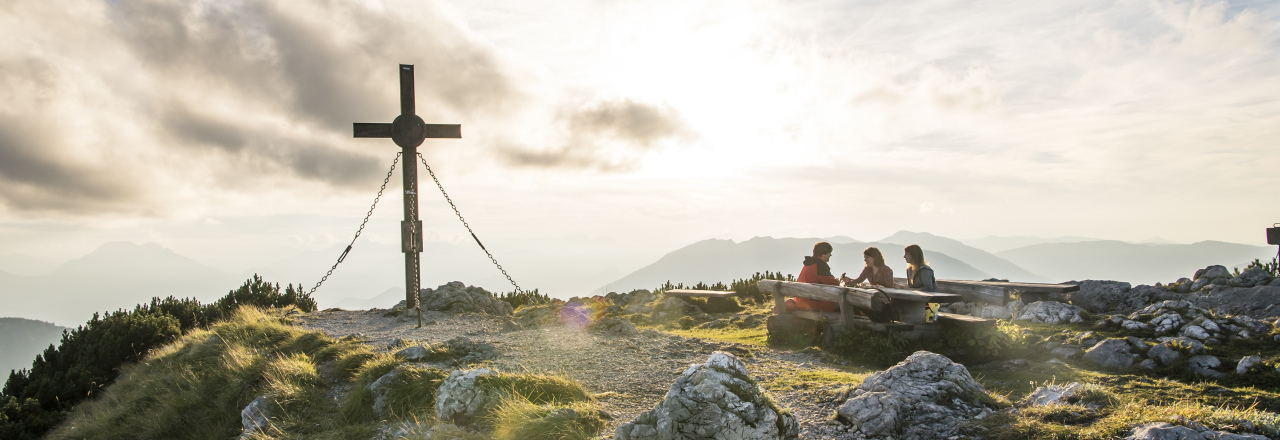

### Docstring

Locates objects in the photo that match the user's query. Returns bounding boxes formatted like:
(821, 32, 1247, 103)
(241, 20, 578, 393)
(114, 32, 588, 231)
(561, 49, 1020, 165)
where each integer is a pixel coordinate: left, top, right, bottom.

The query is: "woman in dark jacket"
(904, 244, 937, 292)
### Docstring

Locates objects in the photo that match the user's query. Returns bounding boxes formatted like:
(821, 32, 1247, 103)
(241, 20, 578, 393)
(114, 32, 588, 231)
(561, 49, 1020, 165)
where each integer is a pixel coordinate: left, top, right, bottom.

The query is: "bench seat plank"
(937, 313, 998, 330)
(877, 288, 963, 303)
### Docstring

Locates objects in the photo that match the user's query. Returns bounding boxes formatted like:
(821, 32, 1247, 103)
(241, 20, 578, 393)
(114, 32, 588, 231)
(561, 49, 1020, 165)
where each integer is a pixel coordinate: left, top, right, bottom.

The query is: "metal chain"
(308, 152, 401, 297)
(418, 153, 523, 294)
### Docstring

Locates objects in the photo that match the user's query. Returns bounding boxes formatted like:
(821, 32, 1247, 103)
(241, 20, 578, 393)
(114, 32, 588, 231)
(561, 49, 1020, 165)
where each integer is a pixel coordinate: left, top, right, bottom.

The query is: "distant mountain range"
(0, 317, 68, 376)
(957, 235, 1099, 254)
(996, 240, 1277, 285)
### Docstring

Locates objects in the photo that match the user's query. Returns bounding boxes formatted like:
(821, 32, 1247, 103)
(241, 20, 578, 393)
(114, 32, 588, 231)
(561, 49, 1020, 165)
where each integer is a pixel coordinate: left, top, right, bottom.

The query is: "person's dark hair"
(863, 246, 885, 267)
(905, 244, 926, 269)
(813, 241, 833, 257)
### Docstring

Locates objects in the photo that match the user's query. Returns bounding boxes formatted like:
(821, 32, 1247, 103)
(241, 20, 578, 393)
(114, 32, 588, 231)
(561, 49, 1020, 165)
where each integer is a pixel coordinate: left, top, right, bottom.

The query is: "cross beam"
(352, 64, 461, 320)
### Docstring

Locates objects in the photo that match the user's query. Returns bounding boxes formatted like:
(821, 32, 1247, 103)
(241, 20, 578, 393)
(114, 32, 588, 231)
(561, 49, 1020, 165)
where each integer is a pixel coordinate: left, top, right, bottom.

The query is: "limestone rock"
(418, 282, 514, 316)
(650, 297, 701, 321)
(1124, 422, 1266, 440)
(1237, 356, 1263, 375)
(368, 368, 401, 418)
(591, 316, 639, 337)
(395, 346, 429, 362)
(1050, 345, 1084, 360)
(435, 368, 501, 426)
(240, 395, 273, 437)
(835, 351, 995, 440)
(979, 304, 1014, 320)
(429, 336, 498, 365)
(1147, 344, 1181, 366)
(1015, 301, 1086, 325)
(1181, 325, 1211, 341)
(513, 304, 559, 328)
(1018, 382, 1088, 407)
(1199, 265, 1232, 281)
(1067, 280, 1131, 313)
(1187, 355, 1225, 379)
(1084, 339, 1134, 371)
(613, 352, 799, 440)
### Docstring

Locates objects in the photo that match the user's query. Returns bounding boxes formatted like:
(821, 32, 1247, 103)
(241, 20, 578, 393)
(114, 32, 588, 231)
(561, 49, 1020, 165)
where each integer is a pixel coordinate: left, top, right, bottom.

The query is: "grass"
(760, 364, 871, 393)
(662, 326, 769, 347)
(41, 306, 609, 440)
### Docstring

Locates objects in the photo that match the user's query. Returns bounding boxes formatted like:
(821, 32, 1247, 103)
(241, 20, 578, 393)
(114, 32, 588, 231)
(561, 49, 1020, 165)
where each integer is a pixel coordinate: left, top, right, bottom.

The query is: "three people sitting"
(786, 241, 937, 311)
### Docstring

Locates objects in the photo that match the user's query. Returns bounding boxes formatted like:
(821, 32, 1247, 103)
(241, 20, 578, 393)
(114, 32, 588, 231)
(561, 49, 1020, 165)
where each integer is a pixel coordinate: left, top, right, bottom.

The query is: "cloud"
(496, 98, 696, 170)
(0, 0, 527, 217)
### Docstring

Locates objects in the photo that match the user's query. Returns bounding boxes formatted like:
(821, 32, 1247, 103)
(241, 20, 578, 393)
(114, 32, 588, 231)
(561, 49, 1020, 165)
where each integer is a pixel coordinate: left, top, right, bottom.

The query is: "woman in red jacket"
(789, 241, 841, 312)
(842, 247, 894, 288)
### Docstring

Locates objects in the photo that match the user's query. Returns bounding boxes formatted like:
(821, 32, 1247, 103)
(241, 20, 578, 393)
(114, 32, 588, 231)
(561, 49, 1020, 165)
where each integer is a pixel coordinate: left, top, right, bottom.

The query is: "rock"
(1181, 325, 1211, 341)
(835, 351, 995, 440)
(1229, 277, 1254, 288)
(614, 352, 798, 440)
(418, 282, 514, 316)
(1187, 355, 1225, 379)
(1150, 313, 1185, 335)
(1147, 344, 1180, 366)
(395, 346, 430, 362)
(368, 368, 402, 418)
(1015, 301, 1086, 325)
(1200, 265, 1232, 280)
(1070, 331, 1100, 348)
(1271, 278, 1280, 287)
(1067, 280, 1131, 313)
(435, 368, 501, 426)
(1084, 339, 1134, 371)
(501, 319, 521, 332)
(1140, 359, 1157, 370)
(1189, 278, 1212, 292)
(1124, 422, 1267, 440)
(1125, 336, 1149, 353)
(650, 297, 701, 321)
(1018, 382, 1088, 407)
(977, 304, 1008, 318)
(1237, 356, 1262, 375)
(1240, 267, 1273, 286)
(944, 301, 974, 315)
(1122, 320, 1150, 331)
(240, 395, 273, 436)
(590, 316, 639, 336)
(1050, 345, 1084, 360)
(430, 336, 498, 365)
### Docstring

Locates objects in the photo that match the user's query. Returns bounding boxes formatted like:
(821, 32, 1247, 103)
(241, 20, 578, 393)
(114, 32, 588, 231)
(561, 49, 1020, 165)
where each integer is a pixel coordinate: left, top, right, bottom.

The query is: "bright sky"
(2, 0, 1278, 285)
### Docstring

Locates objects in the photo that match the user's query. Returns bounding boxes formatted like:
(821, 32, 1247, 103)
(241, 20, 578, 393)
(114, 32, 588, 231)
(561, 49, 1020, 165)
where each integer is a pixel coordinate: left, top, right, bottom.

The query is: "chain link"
(418, 153, 523, 294)
(308, 152, 401, 297)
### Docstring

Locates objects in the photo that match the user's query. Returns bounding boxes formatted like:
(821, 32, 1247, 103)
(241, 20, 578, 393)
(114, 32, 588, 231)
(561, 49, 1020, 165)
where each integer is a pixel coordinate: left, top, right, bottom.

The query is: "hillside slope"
(997, 240, 1277, 284)
(0, 318, 66, 376)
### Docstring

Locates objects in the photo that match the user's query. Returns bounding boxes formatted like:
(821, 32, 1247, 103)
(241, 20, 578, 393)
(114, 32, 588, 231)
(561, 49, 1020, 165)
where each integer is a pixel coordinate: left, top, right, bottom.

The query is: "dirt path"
(291, 309, 861, 439)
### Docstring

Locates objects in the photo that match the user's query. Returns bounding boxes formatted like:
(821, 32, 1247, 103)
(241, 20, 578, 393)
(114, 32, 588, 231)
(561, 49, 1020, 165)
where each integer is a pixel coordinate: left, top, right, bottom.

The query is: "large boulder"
(835, 351, 995, 440)
(614, 352, 798, 440)
(1187, 355, 1225, 379)
(435, 368, 502, 426)
(1197, 265, 1233, 281)
(590, 316, 639, 337)
(1124, 422, 1266, 440)
(1083, 339, 1134, 371)
(1015, 301, 1086, 325)
(1067, 281, 1131, 313)
(418, 282, 514, 316)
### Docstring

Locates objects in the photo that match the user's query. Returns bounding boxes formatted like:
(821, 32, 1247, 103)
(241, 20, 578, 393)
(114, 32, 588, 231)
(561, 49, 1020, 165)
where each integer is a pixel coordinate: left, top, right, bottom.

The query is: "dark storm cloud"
(497, 99, 695, 170)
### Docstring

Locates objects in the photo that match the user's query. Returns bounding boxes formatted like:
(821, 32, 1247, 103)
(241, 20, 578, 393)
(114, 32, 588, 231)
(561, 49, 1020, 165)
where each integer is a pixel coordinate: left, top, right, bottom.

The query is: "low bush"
(0, 275, 316, 440)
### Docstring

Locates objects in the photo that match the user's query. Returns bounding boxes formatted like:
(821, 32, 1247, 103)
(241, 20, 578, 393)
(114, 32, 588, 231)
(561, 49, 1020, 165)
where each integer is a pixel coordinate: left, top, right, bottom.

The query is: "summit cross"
(352, 64, 461, 324)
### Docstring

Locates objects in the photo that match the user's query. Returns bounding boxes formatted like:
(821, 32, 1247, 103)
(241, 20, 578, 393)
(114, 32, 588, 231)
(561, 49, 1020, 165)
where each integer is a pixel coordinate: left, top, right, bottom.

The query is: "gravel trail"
(291, 309, 864, 439)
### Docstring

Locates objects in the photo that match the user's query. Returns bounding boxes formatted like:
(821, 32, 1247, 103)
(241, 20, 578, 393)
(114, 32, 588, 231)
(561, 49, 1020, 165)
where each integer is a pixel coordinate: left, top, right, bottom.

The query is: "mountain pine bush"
(0, 274, 316, 439)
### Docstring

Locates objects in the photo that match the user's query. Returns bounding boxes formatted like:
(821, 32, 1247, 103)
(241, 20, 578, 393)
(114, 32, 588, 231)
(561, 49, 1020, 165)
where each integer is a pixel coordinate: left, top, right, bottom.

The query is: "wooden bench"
(892, 278, 1079, 305)
(759, 280, 998, 343)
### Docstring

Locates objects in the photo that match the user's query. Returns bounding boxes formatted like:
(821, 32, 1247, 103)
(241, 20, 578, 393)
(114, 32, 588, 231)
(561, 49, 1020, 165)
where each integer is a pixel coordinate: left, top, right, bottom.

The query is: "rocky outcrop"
(1015, 301, 1086, 325)
(613, 352, 798, 440)
(417, 282, 514, 316)
(435, 368, 501, 426)
(835, 351, 996, 440)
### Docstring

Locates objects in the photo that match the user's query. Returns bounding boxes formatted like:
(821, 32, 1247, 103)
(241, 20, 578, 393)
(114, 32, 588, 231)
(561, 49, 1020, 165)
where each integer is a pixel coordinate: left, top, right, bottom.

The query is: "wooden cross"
(353, 64, 461, 317)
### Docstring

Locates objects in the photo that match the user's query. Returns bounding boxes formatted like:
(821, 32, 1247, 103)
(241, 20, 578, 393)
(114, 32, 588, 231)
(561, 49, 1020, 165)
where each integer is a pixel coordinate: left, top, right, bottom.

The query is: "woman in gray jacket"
(904, 244, 937, 292)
